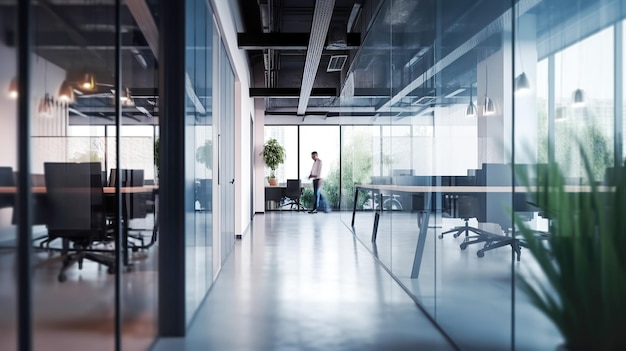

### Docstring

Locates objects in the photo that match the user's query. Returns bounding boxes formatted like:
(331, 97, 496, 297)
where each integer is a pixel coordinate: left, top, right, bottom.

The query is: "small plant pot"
(268, 177, 278, 186)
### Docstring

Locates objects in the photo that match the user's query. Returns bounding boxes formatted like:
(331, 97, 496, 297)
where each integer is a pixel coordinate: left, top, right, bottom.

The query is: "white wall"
(210, 0, 254, 235)
(0, 43, 67, 235)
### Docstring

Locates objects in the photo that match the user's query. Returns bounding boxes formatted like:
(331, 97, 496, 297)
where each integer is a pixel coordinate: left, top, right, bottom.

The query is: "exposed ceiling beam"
(126, 0, 158, 55)
(250, 87, 337, 98)
(238, 32, 360, 50)
(297, 0, 336, 115)
(36, 0, 105, 63)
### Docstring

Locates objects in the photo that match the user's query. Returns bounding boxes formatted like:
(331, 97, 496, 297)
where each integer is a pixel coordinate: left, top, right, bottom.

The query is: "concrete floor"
(153, 212, 456, 351)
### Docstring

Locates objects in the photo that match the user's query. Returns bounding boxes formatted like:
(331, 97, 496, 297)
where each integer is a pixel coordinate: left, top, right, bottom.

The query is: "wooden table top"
(0, 185, 158, 194)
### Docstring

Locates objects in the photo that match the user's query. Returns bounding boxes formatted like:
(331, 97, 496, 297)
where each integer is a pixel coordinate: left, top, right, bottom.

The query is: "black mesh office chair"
(281, 179, 305, 211)
(44, 162, 115, 282)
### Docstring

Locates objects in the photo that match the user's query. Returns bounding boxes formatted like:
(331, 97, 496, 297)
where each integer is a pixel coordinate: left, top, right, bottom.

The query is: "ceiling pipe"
(297, 0, 336, 115)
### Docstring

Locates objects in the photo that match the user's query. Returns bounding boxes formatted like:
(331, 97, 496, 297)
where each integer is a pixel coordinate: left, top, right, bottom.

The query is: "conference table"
(351, 184, 608, 279)
(0, 185, 158, 267)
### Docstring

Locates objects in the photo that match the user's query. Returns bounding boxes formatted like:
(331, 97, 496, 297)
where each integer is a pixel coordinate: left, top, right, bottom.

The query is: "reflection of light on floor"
(0, 216, 158, 351)
(349, 210, 562, 350)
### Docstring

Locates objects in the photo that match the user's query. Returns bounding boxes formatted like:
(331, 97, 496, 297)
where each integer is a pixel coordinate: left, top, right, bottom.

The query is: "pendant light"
(483, 69, 495, 115)
(8, 77, 18, 99)
(571, 1, 585, 108)
(465, 83, 476, 118)
(38, 93, 54, 118)
(121, 87, 134, 106)
(572, 88, 585, 107)
(58, 80, 75, 103)
(81, 72, 95, 90)
(514, 5, 530, 94)
(515, 72, 530, 93)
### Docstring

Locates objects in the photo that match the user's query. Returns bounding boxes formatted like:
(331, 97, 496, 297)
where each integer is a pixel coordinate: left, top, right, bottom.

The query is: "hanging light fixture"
(515, 72, 530, 94)
(121, 87, 134, 106)
(514, 6, 530, 95)
(483, 96, 495, 115)
(465, 83, 476, 118)
(81, 72, 95, 90)
(8, 77, 18, 99)
(572, 88, 585, 107)
(483, 69, 495, 115)
(58, 80, 75, 103)
(38, 93, 54, 118)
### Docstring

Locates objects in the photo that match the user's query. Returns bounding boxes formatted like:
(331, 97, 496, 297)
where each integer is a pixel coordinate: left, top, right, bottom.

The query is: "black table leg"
(351, 187, 359, 227)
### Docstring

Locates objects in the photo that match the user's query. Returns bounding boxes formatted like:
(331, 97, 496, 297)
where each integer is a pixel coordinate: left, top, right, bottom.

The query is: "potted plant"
(195, 139, 212, 171)
(262, 138, 285, 186)
(514, 154, 626, 351)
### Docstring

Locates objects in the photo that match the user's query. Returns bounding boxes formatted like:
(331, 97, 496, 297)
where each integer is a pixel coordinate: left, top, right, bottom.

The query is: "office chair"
(281, 179, 305, 211)
(439, 192, 506, 254)
(44, 162, 115, 282)
(0, 167, 14, 210)
(109, 169, 155, 250)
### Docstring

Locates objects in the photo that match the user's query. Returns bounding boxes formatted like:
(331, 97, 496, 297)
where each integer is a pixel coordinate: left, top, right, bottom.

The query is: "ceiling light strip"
(376, 0, 541, 112)
(297, 0, 336, 115)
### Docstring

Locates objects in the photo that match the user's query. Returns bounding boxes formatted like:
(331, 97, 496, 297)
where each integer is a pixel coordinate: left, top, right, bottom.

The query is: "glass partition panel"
(514, 0, 619, 350)
(0, 2, 17, 349)
(299, 126, 340, 210)
(340, 0, 393, 277)
(120, 1, 159, 348)
(31, 2, 117, 349)
(185, 0, 214, 325)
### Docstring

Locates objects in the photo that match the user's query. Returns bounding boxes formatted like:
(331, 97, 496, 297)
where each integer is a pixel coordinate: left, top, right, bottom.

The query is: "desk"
(264, 185, 306, 210)
(351, 184, 611, 280)
(0, 185, 158, 267)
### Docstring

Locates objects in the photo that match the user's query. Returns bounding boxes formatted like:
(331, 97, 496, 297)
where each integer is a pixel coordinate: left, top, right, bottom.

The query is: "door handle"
(230, 179, 235, 184)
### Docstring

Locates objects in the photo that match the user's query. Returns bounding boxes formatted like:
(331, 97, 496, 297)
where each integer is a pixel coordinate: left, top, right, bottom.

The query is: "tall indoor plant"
(514, 153, 626, 350)
(262, 138, 285, 186)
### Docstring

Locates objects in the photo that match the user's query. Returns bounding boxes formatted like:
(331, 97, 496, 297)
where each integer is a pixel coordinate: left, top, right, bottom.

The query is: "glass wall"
(264, 126, 298, 183)
(1, 1, 162, 349)
(219, 41, 236, 267)
(336, 0, 626, 349)
(185, 0, 215, 325)
(0, 2, 17, 349)
(299, 126, 340, 209)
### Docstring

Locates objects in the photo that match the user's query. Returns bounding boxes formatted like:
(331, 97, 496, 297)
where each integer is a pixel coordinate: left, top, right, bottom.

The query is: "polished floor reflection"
(154, 212, 455, 351)
(347, 210, 562, 351)
(0, 217, 157, 351)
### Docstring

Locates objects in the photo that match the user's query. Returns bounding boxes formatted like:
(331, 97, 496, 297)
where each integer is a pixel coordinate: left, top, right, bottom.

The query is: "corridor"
(153, 212, 455, 351)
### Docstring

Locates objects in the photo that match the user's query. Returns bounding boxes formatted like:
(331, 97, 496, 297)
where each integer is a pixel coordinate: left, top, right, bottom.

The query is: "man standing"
(308, 151, 328, 213)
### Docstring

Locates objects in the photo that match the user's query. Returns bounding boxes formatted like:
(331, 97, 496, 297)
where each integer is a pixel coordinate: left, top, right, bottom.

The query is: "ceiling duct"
(297, 0, 336, 115)
(327, 55, 347, 72)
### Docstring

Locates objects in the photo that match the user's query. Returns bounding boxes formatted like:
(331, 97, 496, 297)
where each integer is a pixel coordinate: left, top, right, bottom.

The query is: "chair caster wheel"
(132, 248, 139, 252)
(477, 250, 485, 258)
(460, 243, 467, 250)
(453, 233, 460, 238)
(58, 273, 67, 282)
(438, 235, 444, 239)
(107, 266, 115, 274)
